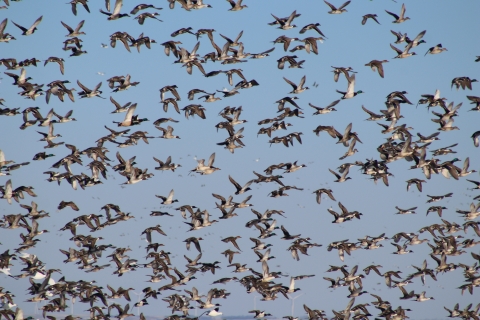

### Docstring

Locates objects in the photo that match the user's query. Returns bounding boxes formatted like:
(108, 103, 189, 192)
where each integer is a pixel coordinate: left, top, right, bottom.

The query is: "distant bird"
(337, 74, 363, 99)
(109, 96, 131, 113)
(365, 60, 388, 78)
(100, 0, 130, 20)
(153, 155, 181, 172)
(130, 4, 162, 15)
(160, 85, 181, 102)
(184, 237, 203, 252)
(221, 30, 244, 47)
(113, 103, 148, 127)
(329, 168, 352, 182)
(299, 23, 327, 38)
(67, 46, 88, 57)
(156, 125, 180, 139)
(390, 30, 407, 44)
(271, 10, 298, 30)
(60, 20, 86, 37)
(331, 66, 356, 82)
(134, 12, 162, 25)
(58, 201, 79, 211)
(426, 206, 447, 217)
(141, 225, 167, 243)
(0, 18, 15, 43)
(385, 3, 410, 23)
(221, 236, 242, 251)
(32, 152, 55, 161)
(406, 178, 426, 192)
(1, 179, 12, 204)
(395, 206, 417, 215)
(313, 188, 336, 204)
(472, 131, 480, 147)
(12, 15, 43, 35)
(391, 243, 413, 255)
(416, 132, 440, 143)
(249, 310, 272, 318)
(426, 193, 453, 203)
(77, 80, 103, 98)
(425, 44, 447, 56)
(362, 14, 380, 25)
(309, 100, 340, 115)
(250, 47, 275, 59)
(283, 75, 309, 94)
(406, 31, 427, 49)
(324, 0, 350, 14)
(228, 175, 253, 195)
(207, 307, 223, 317)
(390, 42, 416, 59)
(44, 57, 65, 75)
(226, 0, 247, 11)
(413, 291, 434, 302)
(156, 189, 178, 205)
(69, 0, 90, 16)
(280, 225, 300, 240)
(300, 37, 323, 55)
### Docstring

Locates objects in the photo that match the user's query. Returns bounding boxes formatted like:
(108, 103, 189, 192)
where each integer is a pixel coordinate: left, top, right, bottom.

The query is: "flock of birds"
(0, 1, 479, 320)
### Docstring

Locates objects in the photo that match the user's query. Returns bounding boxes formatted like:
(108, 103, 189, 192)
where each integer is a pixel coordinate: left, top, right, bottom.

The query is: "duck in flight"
(385, 3, 410, 24)
(100, 0, 130, 20)
(283, 75, 309, 94)
(336, 74, 363, 99)
(324, 0, 350, 14)
(12, 16, 43, 36)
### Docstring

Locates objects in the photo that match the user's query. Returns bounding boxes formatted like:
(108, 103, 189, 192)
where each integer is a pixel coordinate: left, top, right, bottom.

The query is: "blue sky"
(1, 0, 480, 319)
